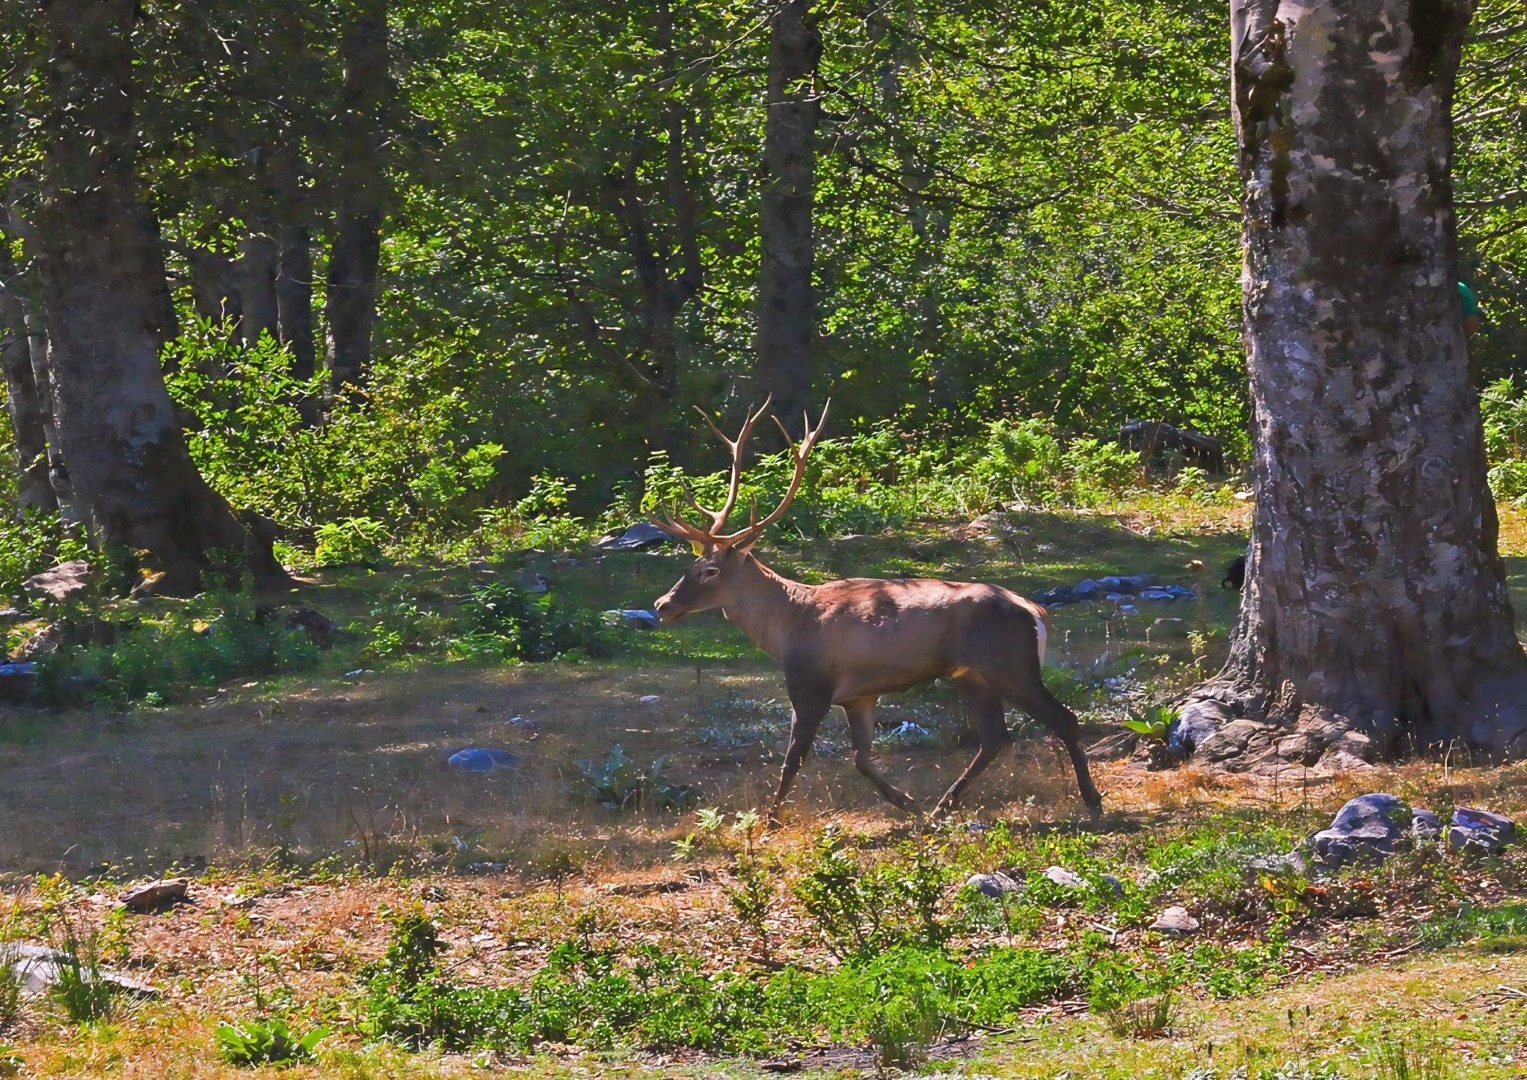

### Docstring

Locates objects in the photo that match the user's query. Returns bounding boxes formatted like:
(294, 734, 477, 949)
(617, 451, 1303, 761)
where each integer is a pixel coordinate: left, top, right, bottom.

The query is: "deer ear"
(690, 540, 706, 557)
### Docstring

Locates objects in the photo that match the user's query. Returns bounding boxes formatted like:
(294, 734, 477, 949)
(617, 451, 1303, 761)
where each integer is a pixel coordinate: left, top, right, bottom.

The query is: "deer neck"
(719, 554, 809, 662)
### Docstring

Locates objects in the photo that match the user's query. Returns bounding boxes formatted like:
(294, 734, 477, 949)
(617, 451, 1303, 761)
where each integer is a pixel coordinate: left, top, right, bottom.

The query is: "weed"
(459, 581, 625, 662)
(1373, 1031, 1457, 1080)
(215, 1017, 327, 1067)
(49, 917, 115, 1023)
(724, 853, 776, 962)
(576, 743, 697, 811)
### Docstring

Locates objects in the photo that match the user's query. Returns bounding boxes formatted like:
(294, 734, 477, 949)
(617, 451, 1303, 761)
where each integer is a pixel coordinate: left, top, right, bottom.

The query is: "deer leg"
(843, 697, 920, 813)
(1011, 682, 1104, 824)
(767, 691, 831, 826)
(933, 680, 1010, 816)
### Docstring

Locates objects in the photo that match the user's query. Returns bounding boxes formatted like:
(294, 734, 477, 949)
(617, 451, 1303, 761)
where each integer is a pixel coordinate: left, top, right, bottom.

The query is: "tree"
(0, 244, 53, 511)
(325, 0, 391, 397)
(31, 0, 285, 593)
(1178, 0, 1527, 768)
(756, 0, 822, 430)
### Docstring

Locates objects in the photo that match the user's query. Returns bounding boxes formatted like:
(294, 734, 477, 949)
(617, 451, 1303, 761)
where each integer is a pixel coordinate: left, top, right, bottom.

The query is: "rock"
(1138, 588, 1177, 601)
(1247, 849, 1309, 877)
(1167, 700, 1229, 757)
(515, 571, 549, 594)
(1448, 807, 1515, 856)
(464, 862, 507, 874)
(508, 715, 540, 732)
(1195, 718, 1269, 763)
(447, 748, 521, 773)
(278, 607, 342, 648)
(593, 522, 675, 552)
(2, 942, 156, 998)
(1149, 617, 1189, 641)
(1043, 866, 1087, 890)
(1116, 603, 1141, 616)
(0, 661, 38, 702)
(14, 621, 66, 660)
(1163, 585, 1198, 600)
(1412, 808, 1443, 843)
(1099, 873, 1125, 896)
(1150, 905, 1200, 936)
(22, 559, 91, 602)
(965, 872, 1021, 899)
(606, 609, 659, 630)
(1097, 575, 1124, 593)
(1310, 793, 1410, 869)
(0, 607, 24, 622)
(420, 884, 448, 902)
(119, 878, 189, 913)
(1123, 573, 1161, 591)
(639, 695, 662, 706)
(1118, 419, 1226, 473)
(1072, 579, 1102, 601)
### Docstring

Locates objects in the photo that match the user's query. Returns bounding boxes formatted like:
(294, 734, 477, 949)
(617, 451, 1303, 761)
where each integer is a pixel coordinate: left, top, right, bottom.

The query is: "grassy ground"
(1, 498, 1526, 1077)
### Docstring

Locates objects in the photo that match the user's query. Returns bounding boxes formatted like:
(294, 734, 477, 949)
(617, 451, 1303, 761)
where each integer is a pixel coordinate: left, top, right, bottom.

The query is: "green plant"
(1122, 704, 1178, 742)
(576, 744, 697, 811)
(1373, 1032, 1457, 1080)
(314, 516, 391, 566)
(215, 1017, 327, 1067)
(49, 918, 115, 1023)
(724, 853, 776, 961)
(458, 581, 625, 662)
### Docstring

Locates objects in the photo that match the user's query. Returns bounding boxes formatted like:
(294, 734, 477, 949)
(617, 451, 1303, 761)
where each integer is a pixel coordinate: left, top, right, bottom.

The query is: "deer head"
(649, 397, 829, 622)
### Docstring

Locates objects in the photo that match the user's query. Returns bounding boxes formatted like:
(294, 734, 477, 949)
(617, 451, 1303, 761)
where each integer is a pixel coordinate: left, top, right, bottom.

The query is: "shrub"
(215, 1018, 327, 1067)
(576, 744, 697, 811)
(459, 582, 625, 662)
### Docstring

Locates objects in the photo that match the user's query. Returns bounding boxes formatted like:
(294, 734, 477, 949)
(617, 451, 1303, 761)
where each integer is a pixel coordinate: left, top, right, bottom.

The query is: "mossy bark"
(1179, 0, 1527, 769)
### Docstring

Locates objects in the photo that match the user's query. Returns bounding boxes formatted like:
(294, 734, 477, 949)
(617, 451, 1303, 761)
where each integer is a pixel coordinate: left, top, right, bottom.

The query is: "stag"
(649, 400, 1103, 824)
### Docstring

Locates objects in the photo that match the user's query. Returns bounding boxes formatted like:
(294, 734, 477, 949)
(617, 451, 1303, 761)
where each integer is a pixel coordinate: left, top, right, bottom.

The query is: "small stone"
(1043, 865, 1087, 889)
(119, 878, 189, 913)
(420, 884, 448, 902)
(1150, 905, 1200, 936)
(640, 695, 662, 706)
(965, 872, 1021, 899)
(607, 609, 659, 630)
(1099, 873, 1124, 896)
(447, 747, 521, 772)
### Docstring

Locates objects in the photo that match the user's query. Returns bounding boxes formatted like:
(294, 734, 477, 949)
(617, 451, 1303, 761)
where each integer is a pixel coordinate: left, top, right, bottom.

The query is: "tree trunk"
(272, 145, 316, 382)
(237, 232, 280, 348)
(756, 0, 821, 432)
(0, 248, 55, 512)
(34, 0, 286, 594)
(323, 0, 389, 397)
(1175, 0, 1527, 770)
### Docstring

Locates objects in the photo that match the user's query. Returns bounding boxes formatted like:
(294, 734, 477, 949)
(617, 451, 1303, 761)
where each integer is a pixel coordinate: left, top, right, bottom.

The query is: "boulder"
(1167, 700, 1229, 757)
(22, 559, 91, 602)
(2, 942, 156, 998)
(1310, 793, 1409, 869)
(593, 522, 675, 552)
(1447, 807, 1515, 856)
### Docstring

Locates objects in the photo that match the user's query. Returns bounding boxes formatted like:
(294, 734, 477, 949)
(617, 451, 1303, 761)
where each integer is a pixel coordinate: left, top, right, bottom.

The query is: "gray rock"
(1072, 579, 1102, 601)
(1043, 865, 1087, 890)
(1448, 807, 1515, 856)
(1150, 906, 1200, 935)
(965, 872, 1021, 899)
(1149, 617, 1190, 641)
(1412, 808, 1443, 842)
(22, 559, 91, 602)
(593, 522, 675, 552)
(607, 609, 659, 629)
(1098, 873, 1125, 896)
(1310, 793, 1409, 869)
(1168, 700, 1229, 757)
(1247, 849, 1309, 877)
(119, 878, 189, 913)
(2, 942, 156, 998)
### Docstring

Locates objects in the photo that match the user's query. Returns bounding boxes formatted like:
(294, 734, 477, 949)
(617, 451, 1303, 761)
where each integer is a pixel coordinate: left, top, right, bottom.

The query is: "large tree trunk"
(755, 0, 821, 432)
(1174, 0, 1527, 771)
(272, 144, 316, 382)
(324, 0, 389, 397)
(34, 0, 286, 594)
(0, 248, 55, 512)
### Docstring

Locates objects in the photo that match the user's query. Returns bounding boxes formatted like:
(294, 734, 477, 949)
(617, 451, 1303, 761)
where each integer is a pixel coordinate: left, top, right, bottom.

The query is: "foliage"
(791, 830, 954, 959)
(458, 582, 625, 663)
(1122, 704, 1178, 742)
(0, 513, 88, 605)
(214, 1018, 327, 1067)
(575, 744, 697, 811)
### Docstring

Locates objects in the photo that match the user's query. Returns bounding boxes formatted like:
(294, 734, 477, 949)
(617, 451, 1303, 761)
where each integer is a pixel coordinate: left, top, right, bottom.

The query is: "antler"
(645, 397, 773, 548)
(714, 400, 830, 549)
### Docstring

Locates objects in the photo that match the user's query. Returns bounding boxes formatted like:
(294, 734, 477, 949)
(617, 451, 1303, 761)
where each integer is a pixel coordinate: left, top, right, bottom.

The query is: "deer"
(648, 399, 1104, 826)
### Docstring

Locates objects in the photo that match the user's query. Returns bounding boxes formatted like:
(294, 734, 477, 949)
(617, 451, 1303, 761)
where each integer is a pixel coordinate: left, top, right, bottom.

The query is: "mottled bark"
(34, 0, 285, 593)
(324, 0, 389, 397)
(1178, 0, 1527, 768)
(756, 0, 821, 432)
(0, 248, 54, 511)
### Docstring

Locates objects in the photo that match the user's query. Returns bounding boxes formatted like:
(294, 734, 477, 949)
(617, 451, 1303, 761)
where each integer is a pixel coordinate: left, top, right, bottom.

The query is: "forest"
(0, 0, 1525, 1077)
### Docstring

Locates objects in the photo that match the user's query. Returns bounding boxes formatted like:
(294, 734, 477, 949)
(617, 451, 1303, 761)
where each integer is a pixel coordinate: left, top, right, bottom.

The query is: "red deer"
(648, 401, 1103, 824)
